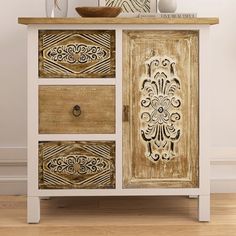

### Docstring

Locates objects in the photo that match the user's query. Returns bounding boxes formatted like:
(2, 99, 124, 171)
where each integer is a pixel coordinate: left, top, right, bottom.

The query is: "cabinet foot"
(27, 196, 40, 224)
(198, 195, 210, 222)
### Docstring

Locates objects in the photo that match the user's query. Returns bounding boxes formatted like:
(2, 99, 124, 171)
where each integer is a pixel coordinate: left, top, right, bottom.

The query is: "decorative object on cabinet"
(45, 0, 68, 17)
(75, 7, 122, 17)
(18, 17, 219, 224)
(158, 0, 177, 13)
(39, 30, 115, 78)
(99, 0, 156, 13)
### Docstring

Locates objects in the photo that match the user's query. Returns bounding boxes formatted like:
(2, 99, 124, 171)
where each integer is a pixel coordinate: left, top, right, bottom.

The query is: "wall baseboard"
(0, 147, 236, 195)
(0, 177, 27, 195)
(0, 147, 27, 195)
(211, 178, 236, 193)
(0, 147, 27, 164)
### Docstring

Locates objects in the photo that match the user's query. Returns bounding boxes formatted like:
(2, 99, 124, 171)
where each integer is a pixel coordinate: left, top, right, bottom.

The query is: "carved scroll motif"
(140, 56, 182, 162)
(47, 44, 109, 64)
(39, 141, 115, 189)
(39, 30, 115, 78)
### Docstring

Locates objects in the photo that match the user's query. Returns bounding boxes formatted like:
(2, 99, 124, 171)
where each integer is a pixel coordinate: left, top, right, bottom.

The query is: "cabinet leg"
(27, 196, 40, 224)
(198, 195, 210, 222)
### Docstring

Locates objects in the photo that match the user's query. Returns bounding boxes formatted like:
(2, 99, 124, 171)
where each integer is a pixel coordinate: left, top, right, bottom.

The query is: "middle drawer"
(39, 86, 115, 134)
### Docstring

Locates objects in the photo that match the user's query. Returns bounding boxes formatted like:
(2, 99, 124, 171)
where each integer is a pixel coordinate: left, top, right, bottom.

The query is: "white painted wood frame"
(27, 23, 211, 223)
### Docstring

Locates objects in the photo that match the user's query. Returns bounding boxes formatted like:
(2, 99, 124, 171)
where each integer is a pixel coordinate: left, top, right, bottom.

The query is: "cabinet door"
(123, 31, 199, 188)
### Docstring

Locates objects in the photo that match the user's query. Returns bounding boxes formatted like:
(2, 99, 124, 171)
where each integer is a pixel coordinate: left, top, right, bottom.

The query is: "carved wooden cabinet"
(18, 17, 218, 223)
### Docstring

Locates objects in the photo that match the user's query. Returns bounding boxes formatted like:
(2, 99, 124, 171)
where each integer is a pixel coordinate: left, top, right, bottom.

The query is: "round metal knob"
(72, 105, 81, 117)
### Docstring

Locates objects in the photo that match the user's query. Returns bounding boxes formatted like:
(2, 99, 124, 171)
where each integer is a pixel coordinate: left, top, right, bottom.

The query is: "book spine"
(139, 13, 197, 18)
(156, 13, 197, 18)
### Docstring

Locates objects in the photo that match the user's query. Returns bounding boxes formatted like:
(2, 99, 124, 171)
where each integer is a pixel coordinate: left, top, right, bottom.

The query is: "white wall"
(0, 0, 236, 194)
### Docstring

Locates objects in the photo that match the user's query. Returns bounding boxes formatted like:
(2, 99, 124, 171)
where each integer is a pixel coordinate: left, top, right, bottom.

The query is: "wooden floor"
(0, 194, 236, 236)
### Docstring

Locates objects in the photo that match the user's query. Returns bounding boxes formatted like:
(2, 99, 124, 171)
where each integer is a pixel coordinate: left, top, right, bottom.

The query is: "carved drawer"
(39, 30, 115, 78)
(39, 85, 115, 134)
(39, 141, 115, 189)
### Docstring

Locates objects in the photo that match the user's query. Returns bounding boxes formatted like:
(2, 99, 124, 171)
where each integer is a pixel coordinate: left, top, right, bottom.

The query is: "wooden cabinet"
(18, 17, 218, 223)
(123, 31, 199, 188)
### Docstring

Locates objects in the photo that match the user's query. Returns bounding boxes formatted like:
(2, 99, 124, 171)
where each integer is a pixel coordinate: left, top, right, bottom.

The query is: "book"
(138, 13, 197, 18)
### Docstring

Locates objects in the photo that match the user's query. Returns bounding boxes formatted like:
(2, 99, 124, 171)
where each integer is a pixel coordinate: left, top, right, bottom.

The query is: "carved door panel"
(123, 31, 199, 188)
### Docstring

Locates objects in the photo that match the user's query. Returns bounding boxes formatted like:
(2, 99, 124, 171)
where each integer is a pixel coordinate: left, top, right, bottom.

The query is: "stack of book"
(138, 13, 197, 18)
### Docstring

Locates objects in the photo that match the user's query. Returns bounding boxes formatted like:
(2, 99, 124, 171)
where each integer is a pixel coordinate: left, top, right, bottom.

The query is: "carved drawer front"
(39, 30, 115, 78)
(123, 31, 199, 188)
(39, 86, 115, 134)
(39, 141, 115, 189)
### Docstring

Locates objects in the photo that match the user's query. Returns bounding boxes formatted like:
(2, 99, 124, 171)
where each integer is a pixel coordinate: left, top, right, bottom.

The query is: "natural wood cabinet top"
(18, 17, 219, 25)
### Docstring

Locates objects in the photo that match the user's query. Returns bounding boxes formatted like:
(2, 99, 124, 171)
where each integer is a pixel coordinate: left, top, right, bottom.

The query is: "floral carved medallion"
(140, 56, 181, 162)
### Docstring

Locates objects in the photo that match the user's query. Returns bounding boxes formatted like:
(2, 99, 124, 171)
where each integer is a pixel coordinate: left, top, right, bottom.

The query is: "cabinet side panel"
(123, 30, 199, 188)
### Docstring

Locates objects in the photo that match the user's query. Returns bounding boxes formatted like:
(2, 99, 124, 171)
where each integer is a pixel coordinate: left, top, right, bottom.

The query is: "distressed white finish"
(199, 195, 210, 222)
(26, 23, 212, 223)
(199, 26, 211, 221)
(27, 196, 40, 223)
(115, 29, 123, 190)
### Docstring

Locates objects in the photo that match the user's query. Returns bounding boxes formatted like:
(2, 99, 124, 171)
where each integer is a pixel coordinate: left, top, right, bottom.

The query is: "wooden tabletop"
(18, 17, 219, 25)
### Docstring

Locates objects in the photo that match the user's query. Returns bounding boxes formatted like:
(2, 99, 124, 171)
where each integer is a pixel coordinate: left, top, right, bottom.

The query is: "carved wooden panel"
(39, 141, 115, 189)
(123, 30, 199, 188)
(39, 30, 115, 78)
(39, 86, 115, 134)
(100, 0, 155, 13)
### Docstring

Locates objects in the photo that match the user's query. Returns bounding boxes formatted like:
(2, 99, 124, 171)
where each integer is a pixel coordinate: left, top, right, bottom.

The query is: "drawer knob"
(72, 105, 81, 117)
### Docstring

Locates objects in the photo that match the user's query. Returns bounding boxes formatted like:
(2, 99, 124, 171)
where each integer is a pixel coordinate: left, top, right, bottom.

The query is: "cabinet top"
(18, 17, 219, 25)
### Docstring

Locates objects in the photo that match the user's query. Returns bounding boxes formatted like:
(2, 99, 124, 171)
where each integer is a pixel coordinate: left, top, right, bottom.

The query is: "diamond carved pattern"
(39, 30, 115, 78)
